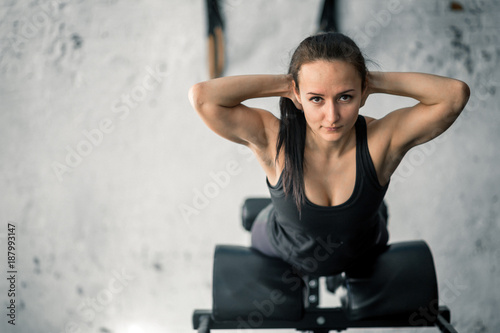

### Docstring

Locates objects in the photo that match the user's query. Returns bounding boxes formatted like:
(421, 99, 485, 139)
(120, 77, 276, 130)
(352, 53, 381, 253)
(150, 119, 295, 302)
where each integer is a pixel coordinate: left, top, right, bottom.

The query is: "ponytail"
(275, 97, 307, 219)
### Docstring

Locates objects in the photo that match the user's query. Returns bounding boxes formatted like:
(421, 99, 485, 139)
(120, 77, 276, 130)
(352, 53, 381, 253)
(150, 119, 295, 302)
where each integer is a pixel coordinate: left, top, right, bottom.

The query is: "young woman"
(189, 32, 470, 276)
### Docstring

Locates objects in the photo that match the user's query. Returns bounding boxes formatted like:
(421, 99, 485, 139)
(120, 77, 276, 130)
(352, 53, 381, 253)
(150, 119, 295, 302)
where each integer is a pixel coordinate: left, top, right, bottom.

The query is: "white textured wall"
(0, 1, 499, 333)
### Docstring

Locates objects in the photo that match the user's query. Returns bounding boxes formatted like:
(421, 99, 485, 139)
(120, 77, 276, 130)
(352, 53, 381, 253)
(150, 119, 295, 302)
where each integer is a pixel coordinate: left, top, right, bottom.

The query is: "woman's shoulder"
(361, 114, 398, 186)
(359, 114, 385, 136)
(362, 114, 392, 136)
(362, 115, 377, 125)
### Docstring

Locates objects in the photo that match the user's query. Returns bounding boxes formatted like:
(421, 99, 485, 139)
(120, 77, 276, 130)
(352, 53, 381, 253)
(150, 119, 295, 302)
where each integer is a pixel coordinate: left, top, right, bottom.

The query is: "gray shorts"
(250, 203, 280, 258)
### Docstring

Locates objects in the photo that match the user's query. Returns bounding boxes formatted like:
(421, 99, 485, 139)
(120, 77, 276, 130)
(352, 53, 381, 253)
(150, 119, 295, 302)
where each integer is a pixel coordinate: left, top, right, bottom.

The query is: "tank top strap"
(355, 115, 387, 190)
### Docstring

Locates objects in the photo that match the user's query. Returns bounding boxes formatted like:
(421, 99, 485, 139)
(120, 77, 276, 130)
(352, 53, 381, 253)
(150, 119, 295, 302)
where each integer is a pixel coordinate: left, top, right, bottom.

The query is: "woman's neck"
(304, 124, 355, 160)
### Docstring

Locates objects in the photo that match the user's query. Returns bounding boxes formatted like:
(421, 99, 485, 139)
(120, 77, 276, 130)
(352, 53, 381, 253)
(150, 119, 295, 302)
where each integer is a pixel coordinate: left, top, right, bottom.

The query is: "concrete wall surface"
(0, 0, 499, 332)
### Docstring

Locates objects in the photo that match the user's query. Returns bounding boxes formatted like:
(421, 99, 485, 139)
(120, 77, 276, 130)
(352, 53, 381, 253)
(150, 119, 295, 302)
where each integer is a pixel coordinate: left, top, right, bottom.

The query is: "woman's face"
(294, 60, 364, 143)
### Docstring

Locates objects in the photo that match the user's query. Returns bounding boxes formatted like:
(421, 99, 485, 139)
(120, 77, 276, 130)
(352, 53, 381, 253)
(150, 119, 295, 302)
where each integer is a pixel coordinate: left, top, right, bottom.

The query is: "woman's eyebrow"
(306, 89, 355, 96)
(338, 89, 355, 94)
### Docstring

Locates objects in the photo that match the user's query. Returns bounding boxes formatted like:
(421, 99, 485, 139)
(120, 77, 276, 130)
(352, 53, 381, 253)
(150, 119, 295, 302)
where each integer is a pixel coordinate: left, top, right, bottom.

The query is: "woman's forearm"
(190, 74, 292, 109)
(368, 72, 470, 112)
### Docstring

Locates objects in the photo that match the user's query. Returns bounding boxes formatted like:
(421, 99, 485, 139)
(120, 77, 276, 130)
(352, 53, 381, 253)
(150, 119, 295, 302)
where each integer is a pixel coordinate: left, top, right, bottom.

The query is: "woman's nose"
(325, 102, 340, 124)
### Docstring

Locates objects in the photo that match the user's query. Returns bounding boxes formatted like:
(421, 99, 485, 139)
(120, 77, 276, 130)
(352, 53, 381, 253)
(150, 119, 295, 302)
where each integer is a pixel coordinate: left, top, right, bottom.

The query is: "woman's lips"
(324, 126, 342, 131)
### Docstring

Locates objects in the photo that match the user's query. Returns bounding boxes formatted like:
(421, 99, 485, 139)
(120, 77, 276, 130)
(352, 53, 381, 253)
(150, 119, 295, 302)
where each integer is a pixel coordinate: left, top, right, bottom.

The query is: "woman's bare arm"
(188, 75, 294, 148)
(366, 72, 470, 154)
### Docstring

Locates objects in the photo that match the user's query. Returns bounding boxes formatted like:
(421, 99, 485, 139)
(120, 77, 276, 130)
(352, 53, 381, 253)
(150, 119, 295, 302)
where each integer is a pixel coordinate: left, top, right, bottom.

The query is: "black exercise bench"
(192, 197, 458, 333)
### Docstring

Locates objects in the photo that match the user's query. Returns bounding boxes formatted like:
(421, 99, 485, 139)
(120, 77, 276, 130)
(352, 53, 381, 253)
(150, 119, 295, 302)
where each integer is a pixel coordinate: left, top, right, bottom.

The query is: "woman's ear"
(289, 80, 304, 111)
(293, 80, 302, 104)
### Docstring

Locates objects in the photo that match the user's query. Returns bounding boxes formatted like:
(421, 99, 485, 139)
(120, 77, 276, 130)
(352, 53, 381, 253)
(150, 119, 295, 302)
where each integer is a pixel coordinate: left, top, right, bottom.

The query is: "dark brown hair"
(275, 32, 368, 217)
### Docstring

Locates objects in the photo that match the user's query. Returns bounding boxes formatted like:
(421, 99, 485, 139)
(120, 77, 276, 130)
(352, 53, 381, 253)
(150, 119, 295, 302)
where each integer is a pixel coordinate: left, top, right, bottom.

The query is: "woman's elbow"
(188, 82, 206, 112)
(452, 80, 471, 113)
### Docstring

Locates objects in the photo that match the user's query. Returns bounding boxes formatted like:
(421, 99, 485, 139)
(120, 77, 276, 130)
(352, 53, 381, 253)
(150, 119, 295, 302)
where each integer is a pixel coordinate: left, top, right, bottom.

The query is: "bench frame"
(193, 276, 458, 333)
(193, 306, 456, 332)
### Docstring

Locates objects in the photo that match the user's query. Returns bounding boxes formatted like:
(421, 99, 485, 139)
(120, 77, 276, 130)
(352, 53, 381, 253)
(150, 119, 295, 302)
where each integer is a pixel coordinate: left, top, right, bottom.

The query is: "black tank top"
(265, 115, 389, 276)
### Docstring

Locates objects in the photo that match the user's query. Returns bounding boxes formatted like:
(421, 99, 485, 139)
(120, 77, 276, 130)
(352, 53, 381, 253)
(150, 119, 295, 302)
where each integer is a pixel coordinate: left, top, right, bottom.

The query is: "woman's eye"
(310, 97, 322, 103)
(339, 95, 352, 102)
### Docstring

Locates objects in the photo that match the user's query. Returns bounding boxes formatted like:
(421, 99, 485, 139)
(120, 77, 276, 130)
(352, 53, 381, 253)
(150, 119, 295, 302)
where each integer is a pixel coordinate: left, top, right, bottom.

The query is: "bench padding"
(212, 245, 304, 321)
(241, 198, 272, 231)
(211, 241, 438, 323)
(341, 240, 439, 320)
